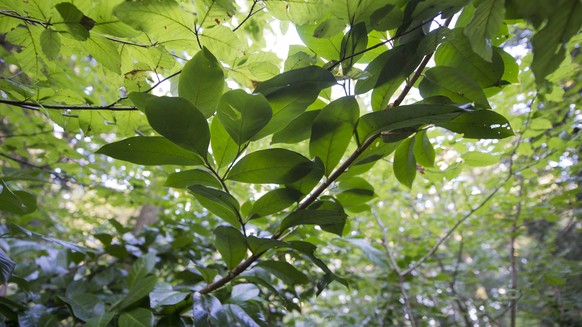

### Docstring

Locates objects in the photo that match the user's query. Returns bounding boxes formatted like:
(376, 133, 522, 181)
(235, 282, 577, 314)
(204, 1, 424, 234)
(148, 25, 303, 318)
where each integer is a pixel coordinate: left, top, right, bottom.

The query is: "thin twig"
(0, 10, 50, 27)
(233, 0, 261, 32)
(0, 99, 137, 111)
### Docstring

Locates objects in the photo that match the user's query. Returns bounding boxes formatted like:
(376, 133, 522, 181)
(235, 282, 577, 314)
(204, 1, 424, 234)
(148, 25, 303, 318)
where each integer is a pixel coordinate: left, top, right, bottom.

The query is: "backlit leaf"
(419, 66, 490, 108)
(464, 0, 505, 61)
(436, 110, 514, 139)
(393, 137, 416, 188)
(217, 90, 272, 145)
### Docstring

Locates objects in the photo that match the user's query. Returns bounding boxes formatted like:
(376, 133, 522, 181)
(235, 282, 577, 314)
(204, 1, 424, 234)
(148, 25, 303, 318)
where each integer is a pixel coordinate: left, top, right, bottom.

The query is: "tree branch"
(0, 99, 138, 111)
(0, 10, 50, 27)
(233, 0, 262, 32)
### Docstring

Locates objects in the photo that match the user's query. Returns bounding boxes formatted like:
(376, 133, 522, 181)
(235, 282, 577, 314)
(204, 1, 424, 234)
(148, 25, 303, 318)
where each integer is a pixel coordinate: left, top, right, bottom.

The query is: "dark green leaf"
(287, 241, 348, 288)
(86, 313, 115, 327)
(279, 210, 347, 236)
(249, 188, 302, 219)
(256, 260, 309, 285)
(59, 294, 103, 321)
(144, 96, 210, 158)
(127, 252, 156, 288)
(271, 110, 320, 144)
(436, 110, 514, 139)
(393, 137, 416, 188)
(214, 226, 248, 270)
(188, 185, 241, 227)
(196, 266, 218, 284)
(179, 48, 225, 117)
(246, 236, 287, 254)
(96, 136, 203, 166)
(0, 179, 37, 215)
(227, 149, 314, 184)
(0, 249, 14, 285)
(340, 23, 368, 73)
(336, 177, 376, 208)
(356, 104, 464, 142)
(164, 169, 222, 189)
(419, 66, 490, 108)
(413, 130, 435, 167)
(192, 293, 227, 327)
(150, 288, 189, 308)
(119, 275, 157, 310)
(229, 283, 260, 302)
(285, 157, 325, 195)
(118, 308, 154, 327)
(310, 97, 359, 176)
(316, 272, 348, 296)
(225, 304, 260, 327)
(252, 66, 337, 139)
(55, 3, 95, 40)
(464, 0, 505, 61)
(217, 90, 272, 145)
(210, 118, 239, 170)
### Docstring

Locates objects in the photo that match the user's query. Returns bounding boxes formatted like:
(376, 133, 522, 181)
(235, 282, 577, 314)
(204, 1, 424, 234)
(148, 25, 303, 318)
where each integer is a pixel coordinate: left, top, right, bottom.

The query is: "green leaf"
(119, 275, 157, 310)
(313, 18, 346, 38)
(229, 283, 260, 303)
(60, 294, 103, 322)
(285, 157, 325, 195)
(256, 260, 309, 286)
(464, 0, 505, 61)
(279, 209, 347, 236)
(144, 96, 210, 158)
(39, 29, 60, 60)
(271, 110, 320, 144)
(96, 137, 204, 166)
(0, 249, 15, 284)
(287, 241, 348, 289)
(296, 23, 343, 60)
(192, 293, 228, 327)
(214, 226, 248, 270)
(55, 2, 95, 41)
(0, 179, 37, 215)
(436, 110, 514, 139)
(227, 149, 314, 184)
(252, 66, 337, 139)
(531, 0, 582, 85)
(419, 66, 490, 108)
(393, 137, 416, 188)
(210, 118, 239, 170)
(188, 185, 241, 227)
(164, 169, 222, 189)
(356, 104, 464, 142)
(310, 97, 359, 176)
(84, 35, 121, 74)
(196, 266, 218, 284)
(224, 304, 261, 327)
(86, 313, 115, 327)
(150, 288, 190, 308)
(179, 48, 225, 117)
(434, 29, 505, 87)
(246, 236, 287, 254)
(118, 308, 154, 327)
(249, 188, 302, 219)
(462, 151, 499, 167)
(217, 90, 272, 145)
(413, 130, 435, 167)
(336, 177, 376, 208)
(127, 252, 156, 288)
(342, 238, 390, 268)
(340, 23, 368, 73)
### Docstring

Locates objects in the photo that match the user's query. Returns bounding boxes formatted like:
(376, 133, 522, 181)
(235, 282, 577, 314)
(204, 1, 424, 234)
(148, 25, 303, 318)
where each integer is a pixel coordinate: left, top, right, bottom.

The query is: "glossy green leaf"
(128, 252, 156, 288)
(150, 288, 189, 308)
(55, 3, 95, 41)
(192, 293, 228, 327)
(214, 226, 248, 270)
(217, 90, 272, 145)
(144, 96, 210, 158)
(464, 0, 505, 61)
(119, 275, 157, 310)
(229, 283, 260, 303)
(462, 151, 499, 167)
(118, 308, 154, 327)
(419, 66, 491, 108)
(249, 188, 302, 219)
(310, 97, 359, 176)
(227, 149, 314, 184)
(356, 104, 464, 142)
(0, 249, 14, 284)
(271, 110, 320, 144)
(279, 209, 347, 236)
(252, 66, 337, 139)
(211, 118, 239, 170)
(434, 29, 505, 87)
(164, 169, 222, 189)
(531, 0, 582, 85)
(436, 110, 514, 139)
(224, 304, 261, 327)
(179, 48, 225, 117)
(393, 137, 416, 188)
(188, 185, 241, 227)
(413, 130, 435, 167)
(96, 137, 203, 166)
(247, 237, 287, 254)
(256, 260, 309, 285)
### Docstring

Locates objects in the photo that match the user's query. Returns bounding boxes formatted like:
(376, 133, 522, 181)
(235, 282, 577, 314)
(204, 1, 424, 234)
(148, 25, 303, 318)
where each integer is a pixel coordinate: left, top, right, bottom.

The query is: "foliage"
(0, 0, 580, 326)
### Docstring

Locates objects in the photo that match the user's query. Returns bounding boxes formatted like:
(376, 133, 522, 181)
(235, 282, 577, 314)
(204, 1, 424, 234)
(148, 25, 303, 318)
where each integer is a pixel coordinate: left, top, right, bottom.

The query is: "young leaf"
(217, 90, 272, 145)
(248, 188, 302, 219)
(188, 185, 241, 227)
(144, 96, 210, 158)
(227, 149, 314, 184)
(419, 66, 491, 108)
(252, 66, 337, 139)
(164, 169, 222, 189)
(464, 0, 505, 62)
(214, 226, 248, 270)
(192, 293, 228, 327)
(211, 118, 239, 170)
(179, 48, 225, 117)
(279, 209, 347, 236)
(309, 96, 359, 176)
(118, 308, 154, 327)
(96, 137, 204, 166)
(436, 110, 514, 139)
(413, 130, 435, 168)
(393, 137, 416, 188)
